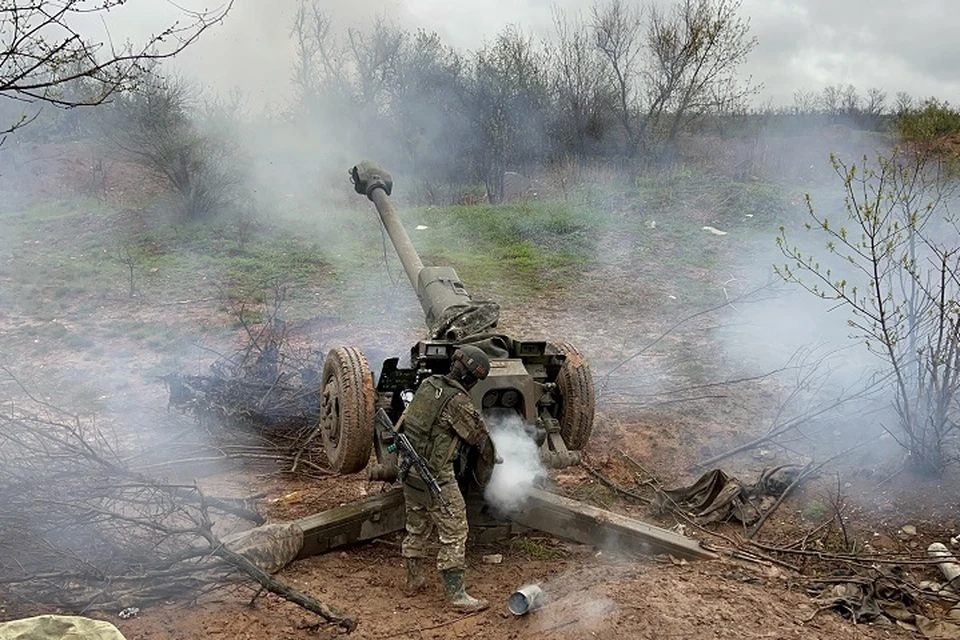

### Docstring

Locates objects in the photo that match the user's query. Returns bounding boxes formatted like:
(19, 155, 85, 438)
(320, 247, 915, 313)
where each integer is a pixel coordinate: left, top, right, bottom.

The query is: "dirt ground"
(2, 148, 957, 639)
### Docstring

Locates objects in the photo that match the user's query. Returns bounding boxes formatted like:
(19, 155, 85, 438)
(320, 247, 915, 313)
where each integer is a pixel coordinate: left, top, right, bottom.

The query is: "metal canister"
(507, 583, 548, 615)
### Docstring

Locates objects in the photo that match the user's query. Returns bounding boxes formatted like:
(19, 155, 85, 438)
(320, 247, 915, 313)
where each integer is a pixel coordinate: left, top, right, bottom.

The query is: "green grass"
(0, 170, 797, 333)
(0, 200, 335, 320)
(409, 200, 599, 291)
(605, 169, 799, 299)
(508, 535, 567, 560)
(803, 501, 827, 522)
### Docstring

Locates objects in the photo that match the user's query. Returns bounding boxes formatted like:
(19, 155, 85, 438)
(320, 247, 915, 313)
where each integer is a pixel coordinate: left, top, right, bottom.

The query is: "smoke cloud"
(71, 0, 960, 109)
(484, 413, 548, 515)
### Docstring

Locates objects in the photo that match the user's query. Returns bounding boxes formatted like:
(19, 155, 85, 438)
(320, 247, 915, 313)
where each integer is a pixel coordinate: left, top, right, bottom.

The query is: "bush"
(897, 98, 960, 143)
(103, 73, 247, 219)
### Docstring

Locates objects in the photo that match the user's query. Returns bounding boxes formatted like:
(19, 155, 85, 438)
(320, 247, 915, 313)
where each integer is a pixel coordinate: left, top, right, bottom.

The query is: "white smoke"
(483, 413, 547, 515)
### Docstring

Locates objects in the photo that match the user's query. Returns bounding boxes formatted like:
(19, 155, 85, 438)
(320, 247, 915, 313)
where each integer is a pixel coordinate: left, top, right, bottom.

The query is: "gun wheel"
(550, 341, 596, 451)
(319, 346, 375, 474)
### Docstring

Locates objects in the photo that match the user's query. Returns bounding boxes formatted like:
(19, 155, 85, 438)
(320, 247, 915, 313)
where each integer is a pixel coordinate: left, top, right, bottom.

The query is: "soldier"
(396, 345, 497, 612)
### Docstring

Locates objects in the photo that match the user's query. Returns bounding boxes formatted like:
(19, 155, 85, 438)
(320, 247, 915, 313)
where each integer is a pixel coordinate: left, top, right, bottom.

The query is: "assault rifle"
(374, 408, 452, 514)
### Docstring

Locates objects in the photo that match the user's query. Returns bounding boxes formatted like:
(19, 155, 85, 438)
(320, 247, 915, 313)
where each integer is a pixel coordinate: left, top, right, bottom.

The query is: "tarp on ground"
(0, 615, 126, 640)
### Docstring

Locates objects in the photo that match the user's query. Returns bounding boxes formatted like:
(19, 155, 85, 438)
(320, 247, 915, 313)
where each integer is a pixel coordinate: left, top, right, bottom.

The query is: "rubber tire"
(550, 342, 596, 451)
(319, 346, 375, 474)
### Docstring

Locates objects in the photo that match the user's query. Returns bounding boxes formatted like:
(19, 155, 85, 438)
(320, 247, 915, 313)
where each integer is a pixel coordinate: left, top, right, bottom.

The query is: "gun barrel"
(351, 160, 500, 340)
(369, 187, 423, 292)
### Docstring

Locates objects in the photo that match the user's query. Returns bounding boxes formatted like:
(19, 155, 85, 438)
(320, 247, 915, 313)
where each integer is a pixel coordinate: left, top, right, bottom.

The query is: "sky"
(85, 0, 960, 110)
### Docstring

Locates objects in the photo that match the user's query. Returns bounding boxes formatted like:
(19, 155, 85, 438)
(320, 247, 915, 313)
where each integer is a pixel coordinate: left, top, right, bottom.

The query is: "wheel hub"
(321, 375, 342, 446)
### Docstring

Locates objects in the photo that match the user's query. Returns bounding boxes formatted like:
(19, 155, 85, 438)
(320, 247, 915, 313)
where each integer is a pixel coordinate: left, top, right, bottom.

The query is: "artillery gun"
(317, 160, 595, 480)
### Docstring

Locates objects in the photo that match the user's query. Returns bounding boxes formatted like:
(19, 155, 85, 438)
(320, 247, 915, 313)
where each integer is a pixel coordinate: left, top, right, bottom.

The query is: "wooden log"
(510, 489, 717, 561)
(293, 486, 715, 562)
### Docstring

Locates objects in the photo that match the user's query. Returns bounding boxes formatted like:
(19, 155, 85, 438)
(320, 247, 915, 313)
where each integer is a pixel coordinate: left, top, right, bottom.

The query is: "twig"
(579, 461, 651, 504)
(748, 438, 874, 539)
(534, 619, 579, 635)
(788, 514, 839, 550)
(377, 610, 485, 639)
(617, 449, 660, 486)
(746, 540, 950, 566)
(746, 461, 814, 539)
(290, 425, 322, 474)
(598, 281, 777, 391)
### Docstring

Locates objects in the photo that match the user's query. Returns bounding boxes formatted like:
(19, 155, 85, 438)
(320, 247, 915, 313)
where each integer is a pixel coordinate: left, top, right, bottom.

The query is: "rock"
(483, 554, 503, 564)
(900, 524, 918, 537)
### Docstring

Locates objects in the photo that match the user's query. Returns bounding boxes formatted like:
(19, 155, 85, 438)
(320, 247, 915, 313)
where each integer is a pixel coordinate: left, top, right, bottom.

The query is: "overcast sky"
(96, 0, 960, 110)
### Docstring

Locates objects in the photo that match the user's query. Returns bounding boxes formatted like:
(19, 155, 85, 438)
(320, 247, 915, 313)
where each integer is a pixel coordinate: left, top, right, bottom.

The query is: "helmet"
(453, 345, 490, 380)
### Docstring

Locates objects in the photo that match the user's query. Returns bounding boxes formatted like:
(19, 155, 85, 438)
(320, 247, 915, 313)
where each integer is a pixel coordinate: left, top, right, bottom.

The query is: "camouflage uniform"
(398, 374, 490, 572)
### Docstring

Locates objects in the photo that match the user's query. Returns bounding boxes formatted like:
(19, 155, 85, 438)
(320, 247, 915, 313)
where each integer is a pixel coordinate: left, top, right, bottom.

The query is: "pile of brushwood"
(0, 367, 356, 631)
(164, 318, 332, 477)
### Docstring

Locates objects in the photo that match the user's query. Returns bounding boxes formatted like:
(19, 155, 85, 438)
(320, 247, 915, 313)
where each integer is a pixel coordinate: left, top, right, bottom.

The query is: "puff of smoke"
(483, 413, 547, 516)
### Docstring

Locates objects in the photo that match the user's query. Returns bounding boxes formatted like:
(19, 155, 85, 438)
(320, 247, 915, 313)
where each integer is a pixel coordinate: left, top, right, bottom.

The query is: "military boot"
(441, 568, 488, 612)
(404, 558, 425, 594)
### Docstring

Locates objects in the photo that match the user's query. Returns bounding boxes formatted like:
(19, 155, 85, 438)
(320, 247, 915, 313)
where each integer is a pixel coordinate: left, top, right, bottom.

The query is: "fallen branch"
(691, 356, 887, 471)
(746, 540, 950, 567)
(579, 461, 652, 504)
(746, 461, 813, 539)
(598, 281, 779, 392)
(747, 440, 873, 539)
(201, 526, 357, 633)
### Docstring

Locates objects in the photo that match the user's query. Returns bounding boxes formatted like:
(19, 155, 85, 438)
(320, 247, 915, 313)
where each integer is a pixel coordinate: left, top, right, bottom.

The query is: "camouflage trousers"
(401, 478, 468, 572)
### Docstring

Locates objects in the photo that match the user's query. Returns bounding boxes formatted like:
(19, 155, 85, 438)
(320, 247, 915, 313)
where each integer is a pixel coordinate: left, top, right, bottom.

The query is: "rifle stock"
(374, 409, 452, 514)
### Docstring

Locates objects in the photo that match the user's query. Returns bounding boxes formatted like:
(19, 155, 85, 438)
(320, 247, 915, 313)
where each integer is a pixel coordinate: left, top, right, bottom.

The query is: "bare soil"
(2, 148, 955, 639)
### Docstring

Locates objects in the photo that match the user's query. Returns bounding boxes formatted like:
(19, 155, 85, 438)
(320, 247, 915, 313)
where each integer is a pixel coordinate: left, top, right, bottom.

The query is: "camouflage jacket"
(399, 375, 492, 485)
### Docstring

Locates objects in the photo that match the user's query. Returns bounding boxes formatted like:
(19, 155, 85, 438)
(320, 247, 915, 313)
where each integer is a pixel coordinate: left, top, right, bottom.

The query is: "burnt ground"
(1, 146, 957, 639)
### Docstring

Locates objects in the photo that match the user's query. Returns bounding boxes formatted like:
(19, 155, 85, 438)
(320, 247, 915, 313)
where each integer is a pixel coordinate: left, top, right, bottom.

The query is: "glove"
(471, 435, 498, 487)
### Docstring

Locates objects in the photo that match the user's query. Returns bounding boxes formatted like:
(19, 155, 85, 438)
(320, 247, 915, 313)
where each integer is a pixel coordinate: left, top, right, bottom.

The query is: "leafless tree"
(549, 8, 613, 158)
(840, 84, 860, 115)
(103, 72, 244, 219)
(347, 18, 407, 111)
(895, 91, 915, 116)
(469, 26, 551, 202)
(643, 0, 758, 160)
(778, 149, 960, 474)
(590, 0, 757, 162)
(291, 2, 405, 118)
(793, 88, 819, 114)
(864, 88, 887, 117)
(0, 0, 234, 143)
(291, 3, 343, 113)
(590, 0, 645, 157)
(389, 29, 470, 189)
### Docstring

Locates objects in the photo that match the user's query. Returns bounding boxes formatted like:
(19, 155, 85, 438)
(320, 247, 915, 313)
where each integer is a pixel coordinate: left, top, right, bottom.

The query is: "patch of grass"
(230, 308, 268, 328)
(0, 196, 338, 320)
(803, 501, 827, 521)
(632, 169, 794, 230)
(569, 481, 616, 509)
(591, 168, 800, 301)
(24, 321, 69, 340)
(410, 200, 599, 290)
(508, 535, 567, 560)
